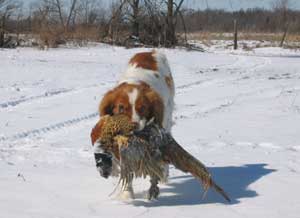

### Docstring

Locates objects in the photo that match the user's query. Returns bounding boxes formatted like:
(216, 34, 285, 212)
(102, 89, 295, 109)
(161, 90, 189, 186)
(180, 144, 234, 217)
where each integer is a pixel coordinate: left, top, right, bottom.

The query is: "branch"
(54, 0, 65, 29)
(174, 0, 184, 17)
(66, 0, 77, 30)
(178, 9, 187, 45)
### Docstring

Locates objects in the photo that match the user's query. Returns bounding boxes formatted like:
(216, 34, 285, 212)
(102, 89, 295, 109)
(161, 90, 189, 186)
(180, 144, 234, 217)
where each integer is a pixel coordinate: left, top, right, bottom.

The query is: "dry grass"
(185, 31, 300, 49)
(32, 25, 105, 49)
(186, 31, 300, 42)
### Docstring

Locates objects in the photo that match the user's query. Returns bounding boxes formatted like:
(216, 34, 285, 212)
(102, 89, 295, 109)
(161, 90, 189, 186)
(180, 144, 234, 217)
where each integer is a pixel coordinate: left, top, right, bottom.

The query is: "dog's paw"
(118, 189, 135, 200)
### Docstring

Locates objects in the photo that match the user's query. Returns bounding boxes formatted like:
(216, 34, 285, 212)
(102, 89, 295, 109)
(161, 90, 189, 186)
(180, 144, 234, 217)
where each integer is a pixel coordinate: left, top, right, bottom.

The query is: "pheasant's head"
(91, 114, 136, 147)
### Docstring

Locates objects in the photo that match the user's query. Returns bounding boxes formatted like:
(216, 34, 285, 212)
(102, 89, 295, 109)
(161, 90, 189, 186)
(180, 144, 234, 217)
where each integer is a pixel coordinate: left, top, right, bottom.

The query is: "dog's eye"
(139, 105, 145, 114)
(118, 104, 124, 113)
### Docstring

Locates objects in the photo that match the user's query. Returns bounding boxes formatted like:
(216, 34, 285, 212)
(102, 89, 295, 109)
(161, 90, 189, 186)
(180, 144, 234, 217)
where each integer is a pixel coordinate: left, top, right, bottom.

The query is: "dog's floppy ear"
(91, 118, 106, 145)
(99, 90, 115, 116)
(146, 90, 164, 127)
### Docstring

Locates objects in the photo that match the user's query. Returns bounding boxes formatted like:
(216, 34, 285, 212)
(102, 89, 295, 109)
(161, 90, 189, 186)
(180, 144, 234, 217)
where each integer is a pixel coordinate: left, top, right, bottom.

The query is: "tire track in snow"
(0, 82, 113, 110)
(0, 112, 98, 143)
(175, 56, 269, 95)
(228, 55, 271, 75)
(0, 88, 72, 109)
(176, 79, 213, 90)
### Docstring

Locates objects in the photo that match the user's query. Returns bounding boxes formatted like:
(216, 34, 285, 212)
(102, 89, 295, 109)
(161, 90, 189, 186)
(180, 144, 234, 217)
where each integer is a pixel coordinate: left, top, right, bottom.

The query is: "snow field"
(1, 44, 300, 218)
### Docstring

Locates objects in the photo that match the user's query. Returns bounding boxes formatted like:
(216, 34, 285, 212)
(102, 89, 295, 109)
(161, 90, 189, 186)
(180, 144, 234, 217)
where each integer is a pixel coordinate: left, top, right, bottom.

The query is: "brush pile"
(92, 114, 230, 202)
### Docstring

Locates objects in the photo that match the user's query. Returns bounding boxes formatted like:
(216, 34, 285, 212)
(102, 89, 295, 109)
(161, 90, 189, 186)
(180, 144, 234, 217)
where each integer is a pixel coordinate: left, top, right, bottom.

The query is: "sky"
(21, 0, 300, 11)
(183, 0, 300, 11)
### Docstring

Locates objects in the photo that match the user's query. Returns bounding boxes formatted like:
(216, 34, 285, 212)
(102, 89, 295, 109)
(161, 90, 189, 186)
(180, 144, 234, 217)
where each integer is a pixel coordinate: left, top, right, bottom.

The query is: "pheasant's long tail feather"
(211, 182, 231, 202)
(162, 136, 231, 202)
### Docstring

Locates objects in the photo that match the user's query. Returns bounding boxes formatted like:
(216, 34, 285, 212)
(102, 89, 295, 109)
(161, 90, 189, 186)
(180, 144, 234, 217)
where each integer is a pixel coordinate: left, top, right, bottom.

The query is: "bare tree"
(102, 0, 140, 42)
(100, 0, 186, 46)
(35, 0, 79, 31)
(50, 0, 78, 30)
(105, 0, 127, 42)
(77, 0, 103, 25)
(165, 0, 184, 46)
(128, 0, 140, 38)
(0, 0, 20, 47)
(141, 0, 185, 46)
(272, 0, 290, 46)
(53, 0, 64, 28)
(272, 0, 289, 11)
(14, 1, 23, 43)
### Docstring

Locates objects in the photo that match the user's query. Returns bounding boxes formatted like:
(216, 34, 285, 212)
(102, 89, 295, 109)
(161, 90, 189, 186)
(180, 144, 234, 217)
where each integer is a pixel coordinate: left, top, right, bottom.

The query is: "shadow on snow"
(132, 163, 276, 207)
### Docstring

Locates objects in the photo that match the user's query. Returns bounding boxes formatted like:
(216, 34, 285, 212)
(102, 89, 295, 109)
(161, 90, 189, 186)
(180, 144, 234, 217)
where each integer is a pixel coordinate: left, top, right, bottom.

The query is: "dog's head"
(99, 82, 164, 131)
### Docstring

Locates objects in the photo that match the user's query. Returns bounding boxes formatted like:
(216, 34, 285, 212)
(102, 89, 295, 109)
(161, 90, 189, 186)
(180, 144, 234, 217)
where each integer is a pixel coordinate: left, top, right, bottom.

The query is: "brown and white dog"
(92, 50, 175, 199)
(100, 51, 174, 131)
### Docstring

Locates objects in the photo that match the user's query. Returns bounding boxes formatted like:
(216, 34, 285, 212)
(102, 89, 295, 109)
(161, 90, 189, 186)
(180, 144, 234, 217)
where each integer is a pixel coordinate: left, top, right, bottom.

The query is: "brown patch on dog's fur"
(165, 75, 174, 92)
(129, 51, 158, 71)
(144, 88, 164, 127)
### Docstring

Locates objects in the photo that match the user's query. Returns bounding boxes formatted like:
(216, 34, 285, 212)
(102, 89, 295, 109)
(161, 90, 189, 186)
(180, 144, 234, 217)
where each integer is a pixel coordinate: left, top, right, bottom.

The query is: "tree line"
(178, 7, 300, 34)
(1, 0, 299, 48)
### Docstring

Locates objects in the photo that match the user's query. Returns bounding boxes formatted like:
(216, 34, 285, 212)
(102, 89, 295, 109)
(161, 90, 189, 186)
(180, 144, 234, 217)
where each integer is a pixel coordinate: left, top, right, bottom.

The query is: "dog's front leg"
(147, 176, 160, 200)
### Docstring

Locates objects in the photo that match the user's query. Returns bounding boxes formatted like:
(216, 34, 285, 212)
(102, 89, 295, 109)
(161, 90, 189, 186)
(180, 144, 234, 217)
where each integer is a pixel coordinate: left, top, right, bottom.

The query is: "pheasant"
(91, 114, 230, 202)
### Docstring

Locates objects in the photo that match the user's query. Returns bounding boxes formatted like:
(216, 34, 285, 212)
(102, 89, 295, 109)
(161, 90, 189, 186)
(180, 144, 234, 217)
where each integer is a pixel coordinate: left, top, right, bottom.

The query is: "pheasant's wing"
(117, 135, 165, 188)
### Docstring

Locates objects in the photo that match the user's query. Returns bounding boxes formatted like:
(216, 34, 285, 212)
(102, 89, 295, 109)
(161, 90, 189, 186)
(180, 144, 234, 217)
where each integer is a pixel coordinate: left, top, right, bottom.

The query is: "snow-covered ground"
(1, 44, 300, 218)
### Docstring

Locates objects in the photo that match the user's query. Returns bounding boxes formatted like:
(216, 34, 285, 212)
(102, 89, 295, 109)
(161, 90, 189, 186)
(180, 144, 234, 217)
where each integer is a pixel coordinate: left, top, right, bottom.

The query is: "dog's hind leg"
(147, 176, 160, 200)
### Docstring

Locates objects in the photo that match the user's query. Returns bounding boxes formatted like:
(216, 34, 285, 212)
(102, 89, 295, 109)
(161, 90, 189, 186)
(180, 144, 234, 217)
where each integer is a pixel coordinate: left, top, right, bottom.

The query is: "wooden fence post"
(234, 19, 238, 50)
(280, 23, 289, 47)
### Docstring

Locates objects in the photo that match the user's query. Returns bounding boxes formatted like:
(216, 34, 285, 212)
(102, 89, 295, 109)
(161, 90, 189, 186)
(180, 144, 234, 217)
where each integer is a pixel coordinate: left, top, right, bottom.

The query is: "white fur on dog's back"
(118, 51, 175, 132)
